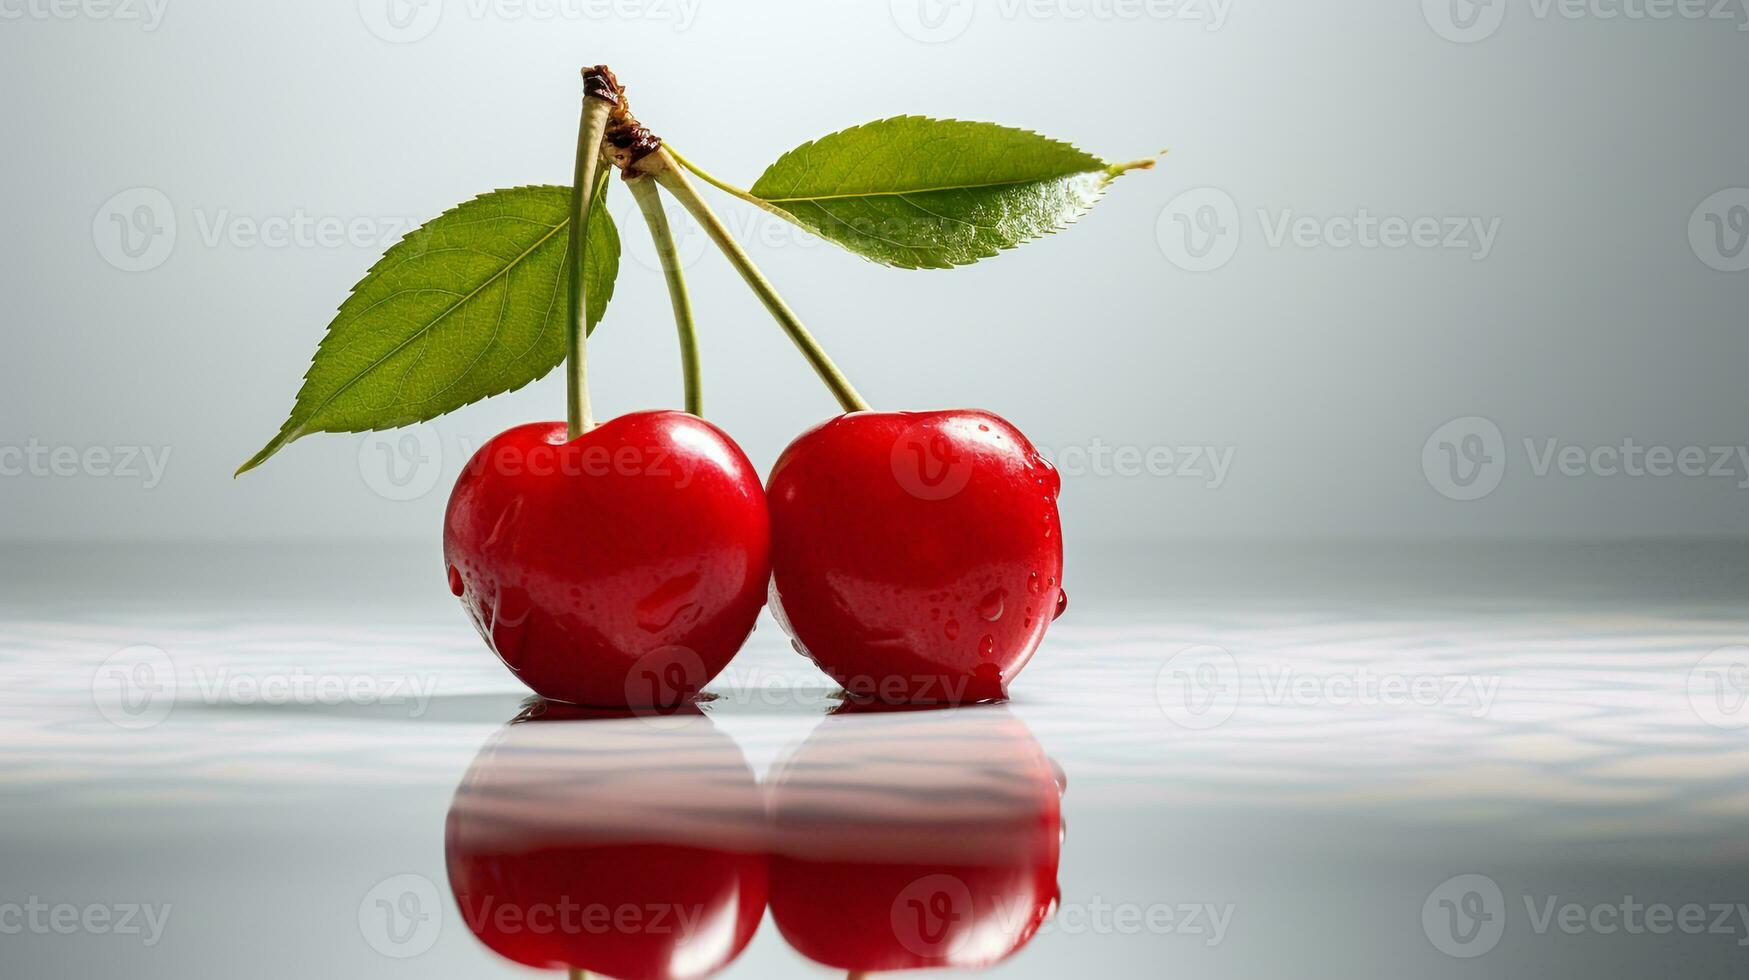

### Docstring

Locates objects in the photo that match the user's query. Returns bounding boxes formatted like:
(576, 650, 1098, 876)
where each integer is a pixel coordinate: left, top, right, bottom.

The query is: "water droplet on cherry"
(1054, 589, 1069, 620)
(978, 588, 1006, 621)
(1027, 572, 1042, 595)
(446, 565, 465, 597)
(1035, 456, 1061, 497)
(944, 618, 961, 641)
(978, 634, 995, 658)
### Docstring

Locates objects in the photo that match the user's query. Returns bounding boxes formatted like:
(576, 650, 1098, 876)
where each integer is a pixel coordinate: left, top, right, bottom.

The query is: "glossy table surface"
(2, 541, 1746, 978)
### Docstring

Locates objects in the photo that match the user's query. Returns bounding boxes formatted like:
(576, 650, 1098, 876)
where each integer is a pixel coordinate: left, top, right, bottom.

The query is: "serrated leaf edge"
(236, 184, 615, 476)
(747, 117, 1156, 270)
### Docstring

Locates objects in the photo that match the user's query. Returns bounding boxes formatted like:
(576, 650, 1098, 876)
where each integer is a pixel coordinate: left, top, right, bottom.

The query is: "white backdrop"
(3, 0, 1747, 542)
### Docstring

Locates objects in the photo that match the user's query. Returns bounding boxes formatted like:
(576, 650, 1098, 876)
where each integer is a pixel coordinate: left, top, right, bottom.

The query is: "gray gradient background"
(2, 0, 1747, 544)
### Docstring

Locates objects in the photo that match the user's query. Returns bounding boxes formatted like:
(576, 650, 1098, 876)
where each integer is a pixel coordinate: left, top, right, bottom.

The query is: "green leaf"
(237, 184, 618, 475)
(746, 117, 1154, 270)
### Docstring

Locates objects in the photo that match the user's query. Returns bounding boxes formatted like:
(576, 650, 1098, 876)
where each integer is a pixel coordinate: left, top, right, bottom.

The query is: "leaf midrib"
(298, 214, 568, 427)
(758, 169, 1097, 204)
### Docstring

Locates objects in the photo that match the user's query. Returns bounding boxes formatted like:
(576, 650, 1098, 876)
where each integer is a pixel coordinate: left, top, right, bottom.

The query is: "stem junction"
(584, 66, 871, 415)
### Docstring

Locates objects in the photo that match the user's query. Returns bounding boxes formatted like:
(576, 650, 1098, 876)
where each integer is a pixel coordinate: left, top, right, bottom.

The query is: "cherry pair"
(443, 407, 1064, 707)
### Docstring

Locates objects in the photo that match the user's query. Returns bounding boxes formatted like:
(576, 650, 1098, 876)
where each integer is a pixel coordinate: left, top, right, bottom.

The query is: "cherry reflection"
(444, 701, 767, 980)
(766, 703, 1064, 975)
(444, 700, 1066, 978)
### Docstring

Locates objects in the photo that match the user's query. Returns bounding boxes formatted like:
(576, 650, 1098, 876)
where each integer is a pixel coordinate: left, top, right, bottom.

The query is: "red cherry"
(444, 411, 770, 707)
(445, 702, 768, 979)
(765, 706, 1063, 973)
(766, 410, 1064, 703)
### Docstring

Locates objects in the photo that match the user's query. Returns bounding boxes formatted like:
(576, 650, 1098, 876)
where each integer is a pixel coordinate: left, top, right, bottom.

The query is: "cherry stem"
(646, 148, 871, 414)
(566, 89, 613, 440)
(665, 144, 772, 213)
(625, 174, 704, 416)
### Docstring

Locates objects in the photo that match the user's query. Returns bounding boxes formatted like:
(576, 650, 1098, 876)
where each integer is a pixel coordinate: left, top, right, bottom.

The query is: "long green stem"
(664, 144, 772, 212)
(566, 95, 613, 439)
(626, 174, 703, 416)
(647, 148, 870, 414)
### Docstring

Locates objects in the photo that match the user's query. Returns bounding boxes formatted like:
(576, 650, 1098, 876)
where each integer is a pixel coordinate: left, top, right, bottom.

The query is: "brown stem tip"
(582, 64, 660, 170)
(581, 65, 622, 105)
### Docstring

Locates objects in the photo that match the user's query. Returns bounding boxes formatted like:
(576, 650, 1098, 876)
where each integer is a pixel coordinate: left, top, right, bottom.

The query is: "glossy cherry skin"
(445, 702, 768, 979)
(765, 705, 1063, 973)
(767, 410, 1064, 703)
(444, 411, 769, 707)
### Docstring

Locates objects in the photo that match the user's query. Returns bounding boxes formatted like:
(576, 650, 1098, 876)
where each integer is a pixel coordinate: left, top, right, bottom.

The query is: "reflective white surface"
(1, 542, 1746, 977)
